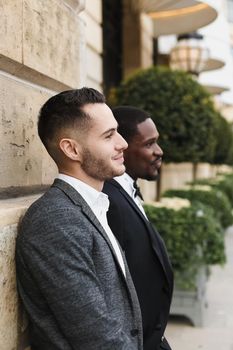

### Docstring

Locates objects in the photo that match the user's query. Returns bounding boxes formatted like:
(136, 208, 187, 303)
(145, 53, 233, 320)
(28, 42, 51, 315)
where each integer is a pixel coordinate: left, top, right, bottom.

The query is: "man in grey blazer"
(16, 88, 143, 350)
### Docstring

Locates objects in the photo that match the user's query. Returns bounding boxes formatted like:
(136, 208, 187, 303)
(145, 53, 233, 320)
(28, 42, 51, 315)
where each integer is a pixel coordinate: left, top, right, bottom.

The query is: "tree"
(212, 113, 233, 166)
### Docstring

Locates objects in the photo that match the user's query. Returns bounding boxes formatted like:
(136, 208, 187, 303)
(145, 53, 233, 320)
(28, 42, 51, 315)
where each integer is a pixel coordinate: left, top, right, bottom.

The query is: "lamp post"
(170, 32, 209, 76)
(169, 32, 210, 181)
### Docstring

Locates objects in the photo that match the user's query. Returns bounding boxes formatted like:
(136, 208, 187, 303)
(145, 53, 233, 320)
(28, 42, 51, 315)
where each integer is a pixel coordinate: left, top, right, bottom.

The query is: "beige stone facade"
(0, 0, 87, 192)
(0, 1, 87, 348)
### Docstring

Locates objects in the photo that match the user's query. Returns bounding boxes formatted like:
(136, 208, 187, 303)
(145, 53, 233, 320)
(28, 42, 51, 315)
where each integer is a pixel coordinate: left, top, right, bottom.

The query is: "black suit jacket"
(103, 179, 174, 350)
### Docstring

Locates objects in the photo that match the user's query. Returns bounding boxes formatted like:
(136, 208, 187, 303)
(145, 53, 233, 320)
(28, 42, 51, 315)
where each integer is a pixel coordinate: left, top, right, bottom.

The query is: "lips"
(113, 153, 124, 162)
(151, 157, 162, 169)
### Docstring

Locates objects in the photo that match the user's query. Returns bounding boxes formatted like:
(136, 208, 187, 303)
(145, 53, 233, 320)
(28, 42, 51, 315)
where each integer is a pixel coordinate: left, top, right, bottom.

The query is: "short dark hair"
(112, 106, 150, 142)
(38, 87, 105, 155)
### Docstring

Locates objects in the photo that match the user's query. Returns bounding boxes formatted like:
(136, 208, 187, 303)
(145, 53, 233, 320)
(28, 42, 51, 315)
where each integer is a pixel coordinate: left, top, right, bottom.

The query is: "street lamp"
(170, 32, 210, 75)
(169, 32, 210, 181)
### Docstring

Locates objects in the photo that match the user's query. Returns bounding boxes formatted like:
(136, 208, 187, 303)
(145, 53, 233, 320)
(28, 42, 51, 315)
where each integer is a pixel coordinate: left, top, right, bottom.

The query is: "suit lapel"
(52, 179, 126, 281)
(108, 179, 173, 288)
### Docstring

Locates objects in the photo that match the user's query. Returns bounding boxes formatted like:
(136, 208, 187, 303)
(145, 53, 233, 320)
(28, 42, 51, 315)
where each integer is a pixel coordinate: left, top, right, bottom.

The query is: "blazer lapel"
(108, 179, 173, 287)
(52, 179, 126, 281)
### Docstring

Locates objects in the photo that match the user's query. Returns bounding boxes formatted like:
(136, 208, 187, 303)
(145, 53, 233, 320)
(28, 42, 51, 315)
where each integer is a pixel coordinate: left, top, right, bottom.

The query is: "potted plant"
(144, 197, 226, 326)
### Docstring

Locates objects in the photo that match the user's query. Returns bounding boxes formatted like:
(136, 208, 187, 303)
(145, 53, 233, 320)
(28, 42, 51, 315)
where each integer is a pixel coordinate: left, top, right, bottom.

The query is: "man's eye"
(106, 133, 113, 139)
(145, 142, 154, 148)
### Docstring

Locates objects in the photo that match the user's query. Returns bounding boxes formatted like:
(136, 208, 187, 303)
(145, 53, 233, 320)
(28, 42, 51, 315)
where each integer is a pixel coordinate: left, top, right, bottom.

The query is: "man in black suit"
(103, 106, 174, 350)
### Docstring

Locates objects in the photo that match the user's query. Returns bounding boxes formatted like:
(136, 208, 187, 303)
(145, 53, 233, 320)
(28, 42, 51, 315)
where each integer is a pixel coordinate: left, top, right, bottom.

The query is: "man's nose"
(154, 143, 163, 156)
(117, 133, 128, 150)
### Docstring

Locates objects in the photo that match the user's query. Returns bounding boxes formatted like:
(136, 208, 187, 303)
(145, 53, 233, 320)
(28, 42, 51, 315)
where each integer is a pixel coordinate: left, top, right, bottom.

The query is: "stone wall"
(0, 1, 87, 348)
(0, 0, 87, 190)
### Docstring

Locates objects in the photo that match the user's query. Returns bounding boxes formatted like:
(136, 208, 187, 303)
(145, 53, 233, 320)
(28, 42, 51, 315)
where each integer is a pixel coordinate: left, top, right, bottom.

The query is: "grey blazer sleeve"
(16, 205, 138, 350)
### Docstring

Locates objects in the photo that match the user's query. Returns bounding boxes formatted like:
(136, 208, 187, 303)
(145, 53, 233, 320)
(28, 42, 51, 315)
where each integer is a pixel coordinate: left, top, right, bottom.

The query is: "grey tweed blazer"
(16, 179, 143, 350)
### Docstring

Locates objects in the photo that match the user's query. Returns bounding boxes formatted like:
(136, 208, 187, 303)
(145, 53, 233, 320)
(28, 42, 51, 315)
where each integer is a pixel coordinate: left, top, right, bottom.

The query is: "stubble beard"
(81, 147, 125, 181)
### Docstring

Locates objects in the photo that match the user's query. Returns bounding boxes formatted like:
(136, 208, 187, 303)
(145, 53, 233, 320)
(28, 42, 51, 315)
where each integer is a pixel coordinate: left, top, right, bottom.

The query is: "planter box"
(170, 267, 208, 327)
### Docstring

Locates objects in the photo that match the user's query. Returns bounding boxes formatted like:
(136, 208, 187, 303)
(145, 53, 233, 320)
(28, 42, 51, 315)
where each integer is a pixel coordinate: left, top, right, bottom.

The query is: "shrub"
(212, 114, 233, 165)
(163, 186, 233, 228)
(218, 173, 233, 205)
(144, 200, 226, 289)
(190, 173, 233, 207)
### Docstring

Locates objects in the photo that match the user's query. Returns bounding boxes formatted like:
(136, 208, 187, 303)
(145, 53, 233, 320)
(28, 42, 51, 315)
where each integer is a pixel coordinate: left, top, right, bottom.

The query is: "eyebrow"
(100, 127, 117, 137)
(145, 134, 159, 141)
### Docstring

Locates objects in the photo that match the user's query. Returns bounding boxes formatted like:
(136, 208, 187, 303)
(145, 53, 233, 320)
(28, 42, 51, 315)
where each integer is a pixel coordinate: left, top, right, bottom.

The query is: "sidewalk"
(166, 226, 233, 350)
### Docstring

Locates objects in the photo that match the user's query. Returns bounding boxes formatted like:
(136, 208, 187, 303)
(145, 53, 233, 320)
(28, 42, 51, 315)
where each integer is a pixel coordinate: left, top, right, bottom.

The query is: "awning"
(199, 59, 233, 95)
(134, 0, 218, 37)
(199, 12, 230, 72)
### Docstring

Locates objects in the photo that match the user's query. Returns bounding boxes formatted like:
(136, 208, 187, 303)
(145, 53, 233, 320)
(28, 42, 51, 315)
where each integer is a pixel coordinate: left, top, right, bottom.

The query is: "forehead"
(135, 118, 158, 141)
(82, 103, 117, 132)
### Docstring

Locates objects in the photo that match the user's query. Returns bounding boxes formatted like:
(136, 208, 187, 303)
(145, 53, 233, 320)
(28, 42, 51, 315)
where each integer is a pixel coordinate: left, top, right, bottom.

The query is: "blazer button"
(130, 329, 139, 337)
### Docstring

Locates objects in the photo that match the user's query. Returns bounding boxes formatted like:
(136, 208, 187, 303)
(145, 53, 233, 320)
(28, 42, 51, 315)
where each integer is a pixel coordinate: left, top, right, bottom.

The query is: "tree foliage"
(212, 113, 233, 165)
(111, 66, 218, 163)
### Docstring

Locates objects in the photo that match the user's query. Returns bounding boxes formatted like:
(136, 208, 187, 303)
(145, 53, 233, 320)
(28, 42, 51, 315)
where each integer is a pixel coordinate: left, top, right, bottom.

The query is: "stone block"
(85, 0, 102, 24)
(63, 0, 85, 13)
(23, 0, 85, 88)
(0, 73, 56, 188)
(0, 0, 23, 63)
(85, 76, 102, 92)
(86, 45, 102, 85)
(81, 11, 102, 53)
(41, 146, 58, 185)
(0, 224, 18, 350)
(0, 195, 39, 350)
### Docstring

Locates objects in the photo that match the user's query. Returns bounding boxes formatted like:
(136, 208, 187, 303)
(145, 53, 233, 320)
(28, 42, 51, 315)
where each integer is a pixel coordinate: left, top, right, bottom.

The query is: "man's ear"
(59, 138, 82, 161)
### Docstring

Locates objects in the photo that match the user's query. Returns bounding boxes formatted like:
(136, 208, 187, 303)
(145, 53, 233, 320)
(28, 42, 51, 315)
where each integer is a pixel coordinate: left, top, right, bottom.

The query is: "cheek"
(141, 149, 152, 161)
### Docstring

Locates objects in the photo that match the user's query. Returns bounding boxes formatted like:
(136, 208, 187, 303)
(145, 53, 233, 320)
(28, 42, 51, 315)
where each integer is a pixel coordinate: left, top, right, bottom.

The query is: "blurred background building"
(0, 0, 233, 348)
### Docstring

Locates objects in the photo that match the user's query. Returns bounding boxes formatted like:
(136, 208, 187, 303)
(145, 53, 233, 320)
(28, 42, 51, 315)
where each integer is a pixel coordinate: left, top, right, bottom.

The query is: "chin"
(145, 173, 159, 181)
(112, 165, 126, 178)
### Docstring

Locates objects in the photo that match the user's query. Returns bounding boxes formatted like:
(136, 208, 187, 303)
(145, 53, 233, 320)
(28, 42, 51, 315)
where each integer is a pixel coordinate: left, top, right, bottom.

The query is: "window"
(102, 0, 123, 97)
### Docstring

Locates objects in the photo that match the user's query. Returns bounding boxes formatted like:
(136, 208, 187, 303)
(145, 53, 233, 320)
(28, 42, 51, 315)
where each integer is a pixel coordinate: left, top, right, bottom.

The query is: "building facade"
(0, 0, 231, 348)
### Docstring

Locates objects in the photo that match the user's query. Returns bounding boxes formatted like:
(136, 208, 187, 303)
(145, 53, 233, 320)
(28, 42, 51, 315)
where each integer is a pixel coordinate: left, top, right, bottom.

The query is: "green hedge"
(190, 173, 233, 207)
(212, 114, 233, 166)
(144, 202, 226, 289)
(163, 187, 233, 229)
(218, 173, 233, 205)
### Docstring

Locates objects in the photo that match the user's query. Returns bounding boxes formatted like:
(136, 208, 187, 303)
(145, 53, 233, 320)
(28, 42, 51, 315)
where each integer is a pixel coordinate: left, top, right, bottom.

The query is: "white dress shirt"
(114, 173, 148, 219)
(58, 174, 126, 277)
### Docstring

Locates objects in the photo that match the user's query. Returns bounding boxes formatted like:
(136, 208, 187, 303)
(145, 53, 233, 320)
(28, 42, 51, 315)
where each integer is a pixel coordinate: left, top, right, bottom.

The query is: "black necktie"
(133, 181, 144, 201)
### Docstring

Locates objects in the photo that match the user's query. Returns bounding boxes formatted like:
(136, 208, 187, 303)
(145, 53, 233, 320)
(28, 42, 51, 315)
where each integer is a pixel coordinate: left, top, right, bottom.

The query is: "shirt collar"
(58, 173, 109, 211)
(114, 173, 136, 198)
